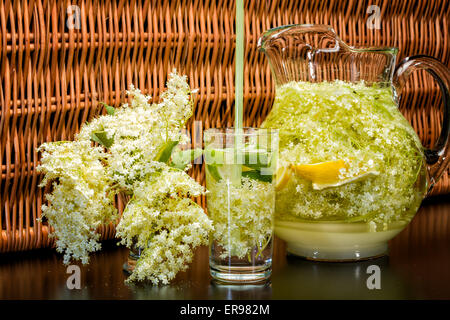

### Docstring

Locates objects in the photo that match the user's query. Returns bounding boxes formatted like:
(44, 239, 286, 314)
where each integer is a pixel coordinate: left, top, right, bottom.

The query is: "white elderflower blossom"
(116, 171, 212, 284)
(263, 81, 426, 227)
(38, 71, 212, 284)
(37, 141, 117, 264)
(207, 177, 275, 260)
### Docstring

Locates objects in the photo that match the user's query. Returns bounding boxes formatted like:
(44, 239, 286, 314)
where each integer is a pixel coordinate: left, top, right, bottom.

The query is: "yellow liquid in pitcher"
(262, 81, 427, 231)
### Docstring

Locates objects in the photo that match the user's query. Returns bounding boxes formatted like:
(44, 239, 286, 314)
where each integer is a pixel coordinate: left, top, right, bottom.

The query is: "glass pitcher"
(258, 24, 450, 261)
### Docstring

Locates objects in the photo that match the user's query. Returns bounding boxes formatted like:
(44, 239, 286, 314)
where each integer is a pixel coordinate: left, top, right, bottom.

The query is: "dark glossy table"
(1, 195, 449, 300)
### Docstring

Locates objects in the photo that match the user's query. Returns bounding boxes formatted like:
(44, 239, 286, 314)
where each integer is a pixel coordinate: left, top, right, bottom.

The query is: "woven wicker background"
(1, 0, 449, 252)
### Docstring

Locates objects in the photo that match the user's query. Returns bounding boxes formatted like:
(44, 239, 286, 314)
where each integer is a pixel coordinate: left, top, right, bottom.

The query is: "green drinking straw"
(235, 0, 244, 130)
(232, 0, 245, 185)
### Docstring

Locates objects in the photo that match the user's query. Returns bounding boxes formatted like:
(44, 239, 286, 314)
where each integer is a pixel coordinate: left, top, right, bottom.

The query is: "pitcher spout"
(258, 24, 398, 85)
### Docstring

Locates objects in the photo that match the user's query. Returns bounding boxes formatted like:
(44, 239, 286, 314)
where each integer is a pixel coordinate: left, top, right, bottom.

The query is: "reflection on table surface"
(0, 195, 449, 300)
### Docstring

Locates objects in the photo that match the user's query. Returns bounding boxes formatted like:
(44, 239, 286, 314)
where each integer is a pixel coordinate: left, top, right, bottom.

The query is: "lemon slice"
(292, 160, 378, 190)
(293, 159, 348, 183)
(315, 171, 379, 190)
(275, 166, 292, 191)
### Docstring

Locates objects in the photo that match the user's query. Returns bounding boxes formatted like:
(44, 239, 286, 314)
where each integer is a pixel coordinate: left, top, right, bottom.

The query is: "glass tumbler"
(204, 128, 279, 283)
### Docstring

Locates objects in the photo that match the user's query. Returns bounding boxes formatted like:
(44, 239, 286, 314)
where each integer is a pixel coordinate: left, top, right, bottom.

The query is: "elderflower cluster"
(77, 71, 193, 190)
(38, 71, 212, 284)
(207, 177, 275, 260)
(116, 168, 212, 284)
(37, 141, 117, 264)
(262, 81, 426, 228)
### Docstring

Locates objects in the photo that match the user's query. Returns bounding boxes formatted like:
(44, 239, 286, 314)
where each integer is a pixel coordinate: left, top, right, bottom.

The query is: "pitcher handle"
(393, 55, 450, 193)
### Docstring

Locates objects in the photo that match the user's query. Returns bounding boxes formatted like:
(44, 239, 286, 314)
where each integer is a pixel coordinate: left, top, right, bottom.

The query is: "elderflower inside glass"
(204, 128, 278, 283)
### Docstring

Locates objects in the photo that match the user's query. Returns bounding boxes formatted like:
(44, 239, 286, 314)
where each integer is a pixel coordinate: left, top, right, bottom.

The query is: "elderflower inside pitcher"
(204, 128, 278, 283)
(258, 24, 450, 260)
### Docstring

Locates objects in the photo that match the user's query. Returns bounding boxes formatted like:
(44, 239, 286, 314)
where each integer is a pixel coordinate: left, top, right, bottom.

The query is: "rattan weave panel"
(1, 0, 449, 252)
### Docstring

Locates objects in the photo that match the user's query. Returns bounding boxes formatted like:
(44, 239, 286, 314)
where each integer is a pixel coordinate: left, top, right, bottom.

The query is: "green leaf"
(90, 131, 114, 148)
(243, 151, 271, 170)
(155, 141, 179, 163)
(171, 148, 203, 169)
(241, 169, 273, 183)
(206, 164, 222, 182)
(206, 164, 273, 184)
(100, 102, 115, 115)
(204, 149, 225, 165)
(204, 148, 272, 169)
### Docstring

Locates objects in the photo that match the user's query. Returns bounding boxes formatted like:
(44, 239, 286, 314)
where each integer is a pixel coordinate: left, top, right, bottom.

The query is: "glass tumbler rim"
(203, 127, 279, 138)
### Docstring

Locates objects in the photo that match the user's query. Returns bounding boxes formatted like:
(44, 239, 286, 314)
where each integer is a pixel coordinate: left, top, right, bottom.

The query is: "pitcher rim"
(257, 24, 399, 55)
